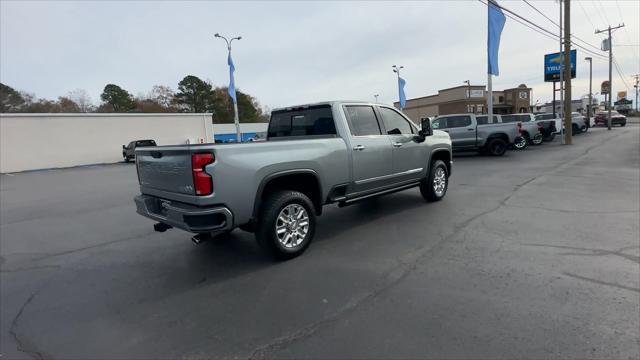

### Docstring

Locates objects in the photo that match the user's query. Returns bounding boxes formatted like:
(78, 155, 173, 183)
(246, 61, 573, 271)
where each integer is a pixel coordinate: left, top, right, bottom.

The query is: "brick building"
(395, 84, 532, 123)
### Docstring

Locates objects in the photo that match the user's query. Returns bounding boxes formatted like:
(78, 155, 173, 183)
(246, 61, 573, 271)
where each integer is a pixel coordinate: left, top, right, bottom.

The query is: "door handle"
(353, 145, 365, 151)
(467, 128, 475, 131)
(392, 142, 403, 148)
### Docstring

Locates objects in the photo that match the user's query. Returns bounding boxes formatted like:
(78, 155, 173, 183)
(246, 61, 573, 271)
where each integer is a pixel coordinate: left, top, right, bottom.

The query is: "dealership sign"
(544, 50, 576, 82)
(601, 81, 610, 95)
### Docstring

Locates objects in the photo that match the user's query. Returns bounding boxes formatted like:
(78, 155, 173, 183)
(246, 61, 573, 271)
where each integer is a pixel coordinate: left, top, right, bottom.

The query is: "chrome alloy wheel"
(514, 136, 527, 149)
(432, 167, 447, 197)
(275, 204, 309, 248)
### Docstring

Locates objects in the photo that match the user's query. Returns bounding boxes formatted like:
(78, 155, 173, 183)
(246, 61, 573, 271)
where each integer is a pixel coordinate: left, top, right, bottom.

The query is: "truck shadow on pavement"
(183, 191, 433, 280)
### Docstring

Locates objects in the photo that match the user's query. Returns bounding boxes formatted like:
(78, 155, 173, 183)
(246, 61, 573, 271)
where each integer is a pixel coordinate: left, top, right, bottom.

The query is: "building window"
(499, 96, 504, 103)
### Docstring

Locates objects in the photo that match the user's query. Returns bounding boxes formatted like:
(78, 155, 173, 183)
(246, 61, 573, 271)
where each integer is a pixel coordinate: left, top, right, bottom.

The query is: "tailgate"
(136, 147, 196, 195)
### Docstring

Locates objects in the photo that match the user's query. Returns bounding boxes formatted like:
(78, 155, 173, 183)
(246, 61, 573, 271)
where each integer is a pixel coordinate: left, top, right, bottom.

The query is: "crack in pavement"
(504, 203, 640, 214)
(248, 176, 540, 359)
(246, 127, 632, 359)
(522, 244, 640, 265)
(9, 289, 47, 359)
(0, 265, 61, 274)
(562, 272, 640, 293)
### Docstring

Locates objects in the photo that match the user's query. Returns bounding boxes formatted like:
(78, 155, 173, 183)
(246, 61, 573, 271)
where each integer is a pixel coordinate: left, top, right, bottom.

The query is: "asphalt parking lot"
(1, 124, 639, 359)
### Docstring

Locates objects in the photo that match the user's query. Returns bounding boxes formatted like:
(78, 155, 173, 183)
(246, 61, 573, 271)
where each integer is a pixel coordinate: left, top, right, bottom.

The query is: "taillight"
(192, 153, 214, 196)
(517, 122, 523, 134)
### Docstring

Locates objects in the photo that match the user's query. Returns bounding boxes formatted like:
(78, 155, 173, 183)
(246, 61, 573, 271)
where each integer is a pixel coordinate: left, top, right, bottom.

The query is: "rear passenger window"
(378, 107, 414, 135)
(344, 106, 382, 136)
(501, 115, 518, 123)
(268, 105, 336, 139)
(447, 116, 472, 128)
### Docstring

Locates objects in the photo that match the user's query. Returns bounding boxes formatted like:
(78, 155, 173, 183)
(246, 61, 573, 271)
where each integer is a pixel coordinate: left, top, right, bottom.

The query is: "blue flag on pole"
(227, 53, 237, 104)
(398, 77, 407, 109)
(488, 0, 506, 76)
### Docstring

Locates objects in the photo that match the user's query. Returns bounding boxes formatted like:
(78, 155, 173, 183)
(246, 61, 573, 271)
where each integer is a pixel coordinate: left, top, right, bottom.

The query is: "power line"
(614, 0, 640, 72)
(597, 0, 612, 26)
(613, 57, 632, 90)
(593, 0, 610, 28)
(577, 0, 597, 30)
(522, 0, 603, 53)
(478, 0, 607, 60)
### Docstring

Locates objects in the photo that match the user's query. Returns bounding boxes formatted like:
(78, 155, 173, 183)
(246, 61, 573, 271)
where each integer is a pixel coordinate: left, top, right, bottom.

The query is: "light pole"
(214, 33, 242, 142)
(392, 65, 404, 109)
(464, 80, 472, 113)
(585, 57, 592, 128)
(374, 94, 379, 103)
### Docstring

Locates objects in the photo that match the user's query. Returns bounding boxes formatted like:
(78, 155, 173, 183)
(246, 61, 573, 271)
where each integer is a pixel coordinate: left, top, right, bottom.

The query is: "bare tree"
(67, 89, 94, 112)
(150, 85, 175, 109)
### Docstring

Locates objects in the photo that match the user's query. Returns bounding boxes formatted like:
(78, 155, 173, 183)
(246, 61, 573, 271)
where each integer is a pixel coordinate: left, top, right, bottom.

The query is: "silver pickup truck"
(134, 101, 452, 259)
(431, 113, 521, 155)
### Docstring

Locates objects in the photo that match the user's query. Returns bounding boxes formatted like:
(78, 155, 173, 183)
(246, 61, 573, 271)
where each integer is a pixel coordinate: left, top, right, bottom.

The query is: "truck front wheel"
(255, 190, 316, 260)
(420, 160, 448, 202)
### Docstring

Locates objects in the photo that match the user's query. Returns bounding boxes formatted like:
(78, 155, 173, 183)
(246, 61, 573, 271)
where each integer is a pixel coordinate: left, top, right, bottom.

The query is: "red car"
(594, 111, 627, 127)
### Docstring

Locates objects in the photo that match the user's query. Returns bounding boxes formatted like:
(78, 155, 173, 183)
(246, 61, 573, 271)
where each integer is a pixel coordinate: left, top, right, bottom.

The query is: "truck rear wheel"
(487, 138, 508, 156)
(420, 160, 448, 202)
(255, 190, 316, 260)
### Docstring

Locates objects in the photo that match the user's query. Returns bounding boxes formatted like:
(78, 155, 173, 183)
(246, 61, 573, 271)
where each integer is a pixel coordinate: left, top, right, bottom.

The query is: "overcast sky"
(1, 0, 639, 109)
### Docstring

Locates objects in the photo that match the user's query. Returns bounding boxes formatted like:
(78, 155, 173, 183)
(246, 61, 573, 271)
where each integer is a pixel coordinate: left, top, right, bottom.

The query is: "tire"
(124, 156, 130, 163)
(531, 133, 544, 145)
(581, 125, 588, 133)
(543, 133, 556, 142)
(420, 160, 448, 202)
(513, 136, 527, 150)
(572, 124, 580, 135)
(486, 137, 508, 156)
(255, 190, 316, 260)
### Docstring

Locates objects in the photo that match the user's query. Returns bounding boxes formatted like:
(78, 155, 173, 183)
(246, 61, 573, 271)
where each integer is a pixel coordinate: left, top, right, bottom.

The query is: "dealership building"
(395, 84, 532, 122)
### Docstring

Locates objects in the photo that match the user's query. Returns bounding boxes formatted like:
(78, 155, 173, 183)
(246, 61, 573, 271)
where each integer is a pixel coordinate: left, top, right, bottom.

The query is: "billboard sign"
(544, 50, 576, 82)
(617, 91, 627, 100)
(601, 81, 610, 95)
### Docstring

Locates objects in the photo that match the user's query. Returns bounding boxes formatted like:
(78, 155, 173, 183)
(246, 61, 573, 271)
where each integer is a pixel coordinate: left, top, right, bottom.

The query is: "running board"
(338, 181, 421, 207)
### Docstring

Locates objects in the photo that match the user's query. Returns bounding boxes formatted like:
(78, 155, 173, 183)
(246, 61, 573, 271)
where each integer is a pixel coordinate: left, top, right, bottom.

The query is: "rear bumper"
(135, 194, 233, 233)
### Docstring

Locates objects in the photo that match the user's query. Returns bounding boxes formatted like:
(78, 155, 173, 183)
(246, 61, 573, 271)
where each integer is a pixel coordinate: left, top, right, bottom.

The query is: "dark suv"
(122, 140, 156, 162)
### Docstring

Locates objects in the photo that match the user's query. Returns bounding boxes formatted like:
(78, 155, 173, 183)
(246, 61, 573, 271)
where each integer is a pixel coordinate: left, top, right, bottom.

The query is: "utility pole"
(464, 80, 472, 113)
(596, 24, 624, 131)
(558, 0, 565, 144)
(563, 0, 571, 144)
(633, 74, 639, 112)
(585, 57, 592, 128)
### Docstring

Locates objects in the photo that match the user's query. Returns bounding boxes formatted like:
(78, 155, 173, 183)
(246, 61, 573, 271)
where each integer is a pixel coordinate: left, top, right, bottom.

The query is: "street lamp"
(374, 94, 379, 103)
(464, 80, 472, 112)
(214, 33, 242, 142)
(585, 57, 593, 128)
(392, 65, 404, 108)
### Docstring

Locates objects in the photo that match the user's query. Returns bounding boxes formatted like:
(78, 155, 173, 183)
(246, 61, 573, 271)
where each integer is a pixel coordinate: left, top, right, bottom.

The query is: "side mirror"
(420, 117, 433, 137)
(122, 145, 126, 149)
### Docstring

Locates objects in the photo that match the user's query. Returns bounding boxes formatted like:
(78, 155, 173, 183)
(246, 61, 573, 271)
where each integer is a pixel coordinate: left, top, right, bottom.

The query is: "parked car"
(432, 113, 522, 155)
(535, 112, 586, 135)
(535, 113, 562, 136)
(122, 139, 156, 162)
(134, 101, 452, 259)
(475, 114, 527, 150)
(594, 110, 627, 127)
(570, 112, 588, 134)
(500, 114, 544, 146)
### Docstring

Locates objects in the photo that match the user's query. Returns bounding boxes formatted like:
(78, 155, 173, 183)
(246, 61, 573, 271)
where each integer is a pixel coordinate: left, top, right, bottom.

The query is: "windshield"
(268, 105, 336, 139)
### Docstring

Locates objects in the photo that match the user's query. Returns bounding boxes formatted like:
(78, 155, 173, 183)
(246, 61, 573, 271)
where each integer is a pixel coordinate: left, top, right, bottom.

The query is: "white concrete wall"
(0, 113, 265, 173)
